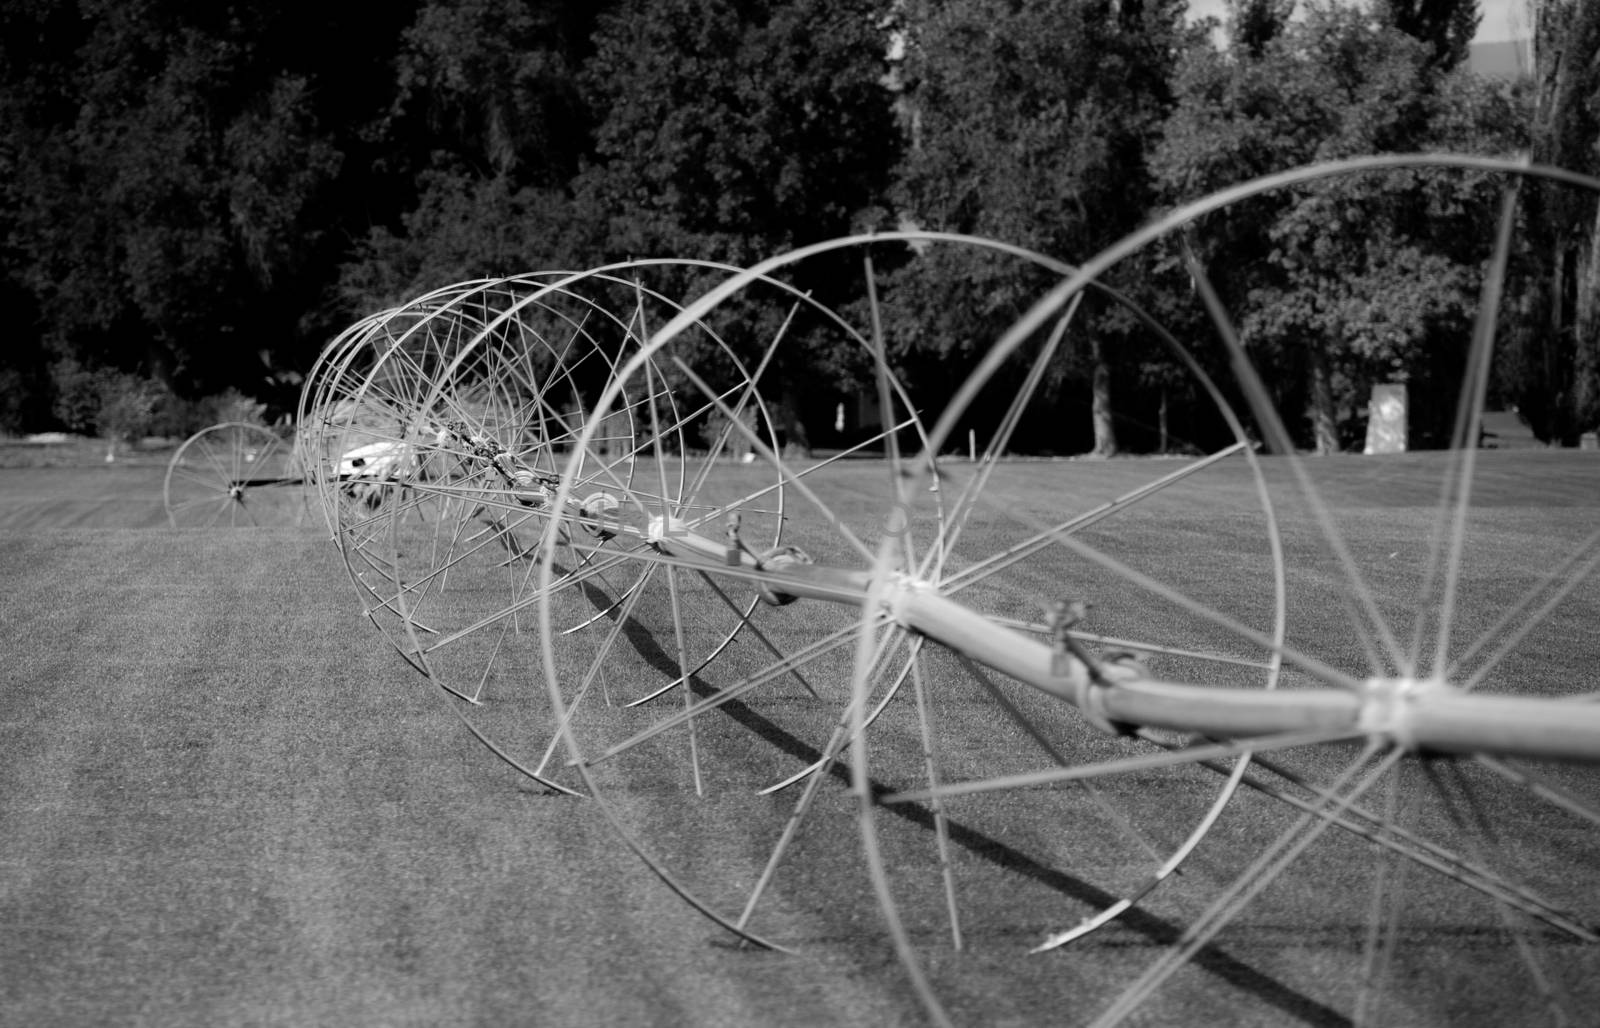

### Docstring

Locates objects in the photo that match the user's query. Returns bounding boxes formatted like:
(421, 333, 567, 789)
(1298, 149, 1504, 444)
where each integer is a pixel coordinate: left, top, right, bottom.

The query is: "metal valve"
(725, 511, 744, 566)
(1047, 599, 1088, 677)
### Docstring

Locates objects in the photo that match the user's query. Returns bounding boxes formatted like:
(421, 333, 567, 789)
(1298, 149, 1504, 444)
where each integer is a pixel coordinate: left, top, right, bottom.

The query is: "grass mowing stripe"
(2, 451, 1597, 1026)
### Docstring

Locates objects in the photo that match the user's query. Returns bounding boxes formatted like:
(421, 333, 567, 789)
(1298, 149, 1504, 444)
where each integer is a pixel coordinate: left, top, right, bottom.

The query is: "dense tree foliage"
(1376, 0, 1481, 71)
(576, 0, 897, 265)
(336, 0, 607, 311)
(1227, 0, 1295, 58)
(567, 0, 901, 443)
(1156, 1, 1524, 452)
(1498, 0, 1600, 444)
(885, 0, 1198, 455)
(1, 0, 1594, 454)
(1, 0, 414, 423)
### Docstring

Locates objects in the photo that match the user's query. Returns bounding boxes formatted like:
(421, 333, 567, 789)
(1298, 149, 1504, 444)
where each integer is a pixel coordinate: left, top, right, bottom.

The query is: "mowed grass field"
(3, 445, 1599, 1027)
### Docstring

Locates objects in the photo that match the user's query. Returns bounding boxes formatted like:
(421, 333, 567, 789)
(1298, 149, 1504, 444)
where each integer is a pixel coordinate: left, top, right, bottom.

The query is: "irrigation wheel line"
(163, 421, 306, 529)
(297, 303, 414, 540)
(386, 268, 777, 793)
(302, 275, 651, 795)
(529, 236, 1287, 969)
(850, 156, 1600, 1026)
(301, 263, 804, 795)
(298, 154, 1600, 1027)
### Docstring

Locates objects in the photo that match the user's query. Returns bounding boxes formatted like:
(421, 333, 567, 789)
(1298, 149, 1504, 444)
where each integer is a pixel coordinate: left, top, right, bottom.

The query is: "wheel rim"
(163, 422, 301, 529)
(530, 239, 1284, 958)
(297, 154, 1600, 1027)
(856, 156, 1600, 1026)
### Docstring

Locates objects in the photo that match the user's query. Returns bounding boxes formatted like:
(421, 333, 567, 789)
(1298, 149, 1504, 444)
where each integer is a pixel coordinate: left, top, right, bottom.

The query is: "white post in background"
(1364, 383, 1408, 454)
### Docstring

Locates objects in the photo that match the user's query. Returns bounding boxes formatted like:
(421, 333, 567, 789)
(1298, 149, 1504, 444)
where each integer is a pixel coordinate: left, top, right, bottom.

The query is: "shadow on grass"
(600, 602, 1351, 1028)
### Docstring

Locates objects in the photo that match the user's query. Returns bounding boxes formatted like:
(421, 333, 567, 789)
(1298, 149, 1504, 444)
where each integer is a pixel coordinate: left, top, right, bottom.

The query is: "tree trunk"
(1575, 202, 1600, 432)
(1090, 339, 1118, 457)
(777, 387, 811, 460)
(1157, 385, 1169, 454)
(1520, 0, 1600, 442)
(1308, 344, 1339, 455)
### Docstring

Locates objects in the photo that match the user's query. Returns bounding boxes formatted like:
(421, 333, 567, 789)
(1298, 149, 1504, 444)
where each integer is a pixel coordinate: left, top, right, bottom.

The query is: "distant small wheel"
(164, 422, 304, 528)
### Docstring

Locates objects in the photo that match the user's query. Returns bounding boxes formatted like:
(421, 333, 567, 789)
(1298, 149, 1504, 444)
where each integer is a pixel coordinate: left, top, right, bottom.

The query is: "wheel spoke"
(1424, 184, 1521, 679)
(1181, 237, 1405, 676)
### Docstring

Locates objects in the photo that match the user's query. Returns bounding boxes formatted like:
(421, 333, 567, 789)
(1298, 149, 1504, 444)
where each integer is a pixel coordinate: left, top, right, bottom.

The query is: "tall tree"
(569, 0, 903, 444)
(1228, 0, 1295, 58)
(19, 4, 336, 389)
(1375, 0, 1481, 72)
(2, 0, 411, 417)
(389, 0, 600, 185)
(1156, 1, 1525, 453)
(888, 0, 1195, 456)
(1498, 0, 1600, 444)
(575, 0, 899, 266)
(337, 0, 610, 311)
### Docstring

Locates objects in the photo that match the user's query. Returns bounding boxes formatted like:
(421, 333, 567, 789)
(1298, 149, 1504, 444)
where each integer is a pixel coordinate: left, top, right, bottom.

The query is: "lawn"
(2, 447, 1598, 1027)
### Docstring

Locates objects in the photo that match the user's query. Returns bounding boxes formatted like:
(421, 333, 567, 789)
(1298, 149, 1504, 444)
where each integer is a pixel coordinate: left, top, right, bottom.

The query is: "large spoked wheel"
(300, 266, 797, 795)
(534, 240, 1286, 954)
(163, 422, 304, 528)
(855, 157, 1600, 1026)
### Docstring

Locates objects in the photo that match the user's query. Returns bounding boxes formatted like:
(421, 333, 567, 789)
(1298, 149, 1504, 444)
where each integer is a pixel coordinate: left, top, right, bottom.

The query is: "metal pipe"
(638, 513, 1600, 763)
(1402, 692, 1600, 762)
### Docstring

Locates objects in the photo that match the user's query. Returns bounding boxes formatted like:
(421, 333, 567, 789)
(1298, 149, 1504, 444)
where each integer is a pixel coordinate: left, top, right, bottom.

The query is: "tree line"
(2, 0, 1597, 451)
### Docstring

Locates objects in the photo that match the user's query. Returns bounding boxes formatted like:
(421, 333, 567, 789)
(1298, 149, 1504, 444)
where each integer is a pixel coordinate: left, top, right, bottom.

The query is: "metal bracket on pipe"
(1358, 676, 1450, 753)
(1049, 600, 1133, 737)
(755, 546, 814, 606)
